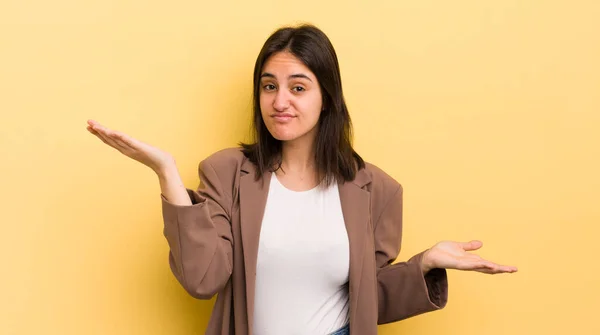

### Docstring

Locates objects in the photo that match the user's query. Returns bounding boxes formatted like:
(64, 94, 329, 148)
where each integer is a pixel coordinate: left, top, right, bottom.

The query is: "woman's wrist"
(421, 249, 435, 275)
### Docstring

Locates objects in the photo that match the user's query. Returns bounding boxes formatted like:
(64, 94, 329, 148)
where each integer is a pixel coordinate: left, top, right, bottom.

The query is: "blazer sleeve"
(375, 184, 449, 324)
(160, 159, 233, 299)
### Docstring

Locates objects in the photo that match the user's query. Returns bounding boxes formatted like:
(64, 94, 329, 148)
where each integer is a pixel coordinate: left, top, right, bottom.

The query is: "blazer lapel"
(338, 169, 372, 326)
(239, 159, 271, 333)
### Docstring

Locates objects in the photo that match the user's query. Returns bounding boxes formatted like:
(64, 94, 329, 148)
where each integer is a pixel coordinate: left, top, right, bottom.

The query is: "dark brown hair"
(240, 24, 365, 187)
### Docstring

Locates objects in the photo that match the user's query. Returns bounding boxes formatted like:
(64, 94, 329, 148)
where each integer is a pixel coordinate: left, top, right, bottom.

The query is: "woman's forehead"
(262, 52, 314, 78)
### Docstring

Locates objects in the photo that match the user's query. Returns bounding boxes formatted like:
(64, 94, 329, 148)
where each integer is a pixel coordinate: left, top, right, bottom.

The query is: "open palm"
(423, 240, 518, 275)
(86, 120, 175, 173)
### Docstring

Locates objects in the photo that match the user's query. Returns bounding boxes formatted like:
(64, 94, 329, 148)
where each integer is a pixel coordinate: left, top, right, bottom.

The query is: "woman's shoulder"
(199, 147, 246, 174)
(360, 160, 403, 196)
(203, 147, 245, 162)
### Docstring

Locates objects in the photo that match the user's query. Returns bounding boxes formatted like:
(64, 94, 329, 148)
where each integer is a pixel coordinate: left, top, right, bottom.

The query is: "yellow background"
(1, 0, 599, 334)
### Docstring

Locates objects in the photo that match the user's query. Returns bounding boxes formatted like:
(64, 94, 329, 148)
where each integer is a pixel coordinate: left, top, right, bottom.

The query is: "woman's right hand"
(86, 119, 176, 175)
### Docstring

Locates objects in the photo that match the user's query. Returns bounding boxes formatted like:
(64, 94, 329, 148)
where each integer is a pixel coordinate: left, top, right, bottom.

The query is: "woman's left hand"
(421, 240, 518, 275)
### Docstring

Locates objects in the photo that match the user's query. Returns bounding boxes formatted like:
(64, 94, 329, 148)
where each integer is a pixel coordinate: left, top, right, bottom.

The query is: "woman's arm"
(373, 184, 448, 324)
(87, 120, 233, 299)
(161, 159, 234, 299)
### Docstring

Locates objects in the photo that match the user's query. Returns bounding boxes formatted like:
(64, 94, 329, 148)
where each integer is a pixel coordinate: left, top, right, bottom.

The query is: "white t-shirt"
(253, 173, 350, 335)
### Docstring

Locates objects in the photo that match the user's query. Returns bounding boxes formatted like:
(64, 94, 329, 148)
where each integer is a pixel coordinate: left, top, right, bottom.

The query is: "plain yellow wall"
(1, 0, 599, 334)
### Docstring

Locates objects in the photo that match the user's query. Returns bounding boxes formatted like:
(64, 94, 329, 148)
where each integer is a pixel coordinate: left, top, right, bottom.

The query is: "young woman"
(87, 24, 517, 335)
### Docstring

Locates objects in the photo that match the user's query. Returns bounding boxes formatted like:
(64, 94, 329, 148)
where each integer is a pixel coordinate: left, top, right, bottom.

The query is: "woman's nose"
(273, 90, 290, 111)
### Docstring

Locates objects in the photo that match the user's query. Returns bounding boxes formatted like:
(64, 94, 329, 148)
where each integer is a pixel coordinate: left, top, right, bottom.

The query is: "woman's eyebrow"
(260, 72, 313, 82)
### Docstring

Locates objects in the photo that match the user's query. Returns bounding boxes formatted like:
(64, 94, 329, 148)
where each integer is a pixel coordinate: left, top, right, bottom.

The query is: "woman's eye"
(292, 86, 305, 92)
(263, 84, 276, 91)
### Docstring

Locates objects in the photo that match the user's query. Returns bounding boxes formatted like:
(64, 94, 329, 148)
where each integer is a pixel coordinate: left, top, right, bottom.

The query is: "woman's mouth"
(273, 115, 294, 122)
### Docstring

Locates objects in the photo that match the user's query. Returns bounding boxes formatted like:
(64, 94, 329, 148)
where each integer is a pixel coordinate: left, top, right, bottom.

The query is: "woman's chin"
(269, 129, 298, 142)
(272, 134, 297, 142)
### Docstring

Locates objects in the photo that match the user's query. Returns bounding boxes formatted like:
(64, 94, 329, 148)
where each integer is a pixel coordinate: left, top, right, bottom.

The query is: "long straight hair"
(240, 24, 365, 187)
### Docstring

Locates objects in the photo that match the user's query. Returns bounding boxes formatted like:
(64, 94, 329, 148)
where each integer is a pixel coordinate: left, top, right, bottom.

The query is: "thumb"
(461, 240, 483, 251)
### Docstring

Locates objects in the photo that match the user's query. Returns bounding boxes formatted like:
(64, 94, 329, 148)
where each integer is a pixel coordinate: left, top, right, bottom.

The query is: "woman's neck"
(278, 137, 316, 176)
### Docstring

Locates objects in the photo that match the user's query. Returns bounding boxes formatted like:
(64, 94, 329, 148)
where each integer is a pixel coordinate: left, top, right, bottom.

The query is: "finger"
(104, 134, 129, 152)
(91, 129, 112, 146)
(473, 266, 518, 275)
(495, 265, 518, 273)
(90, 124, 143, 158)
(89, 122, 121, 138)
(90, 122, 111, 135)
(88, 127, 118, 150)
(457, 261, 497, 273)
(87, 125, 105, 140)
(87, 125, 104, 135)
(87, 119, 106, 130)
(483, 261, 518, 272)
(472, 268, 499, 275)
(87, 122, 124, 150)
(477, 257, 519, 272)
(110, 130, 140, 150)
(461, 240, 483, 251)
(468, 261, 518, 274)
(90, 123, 137, 149)
(91, 124, 121, 145)
(94, 128, 129, 152)
(453, 256, 500, 271)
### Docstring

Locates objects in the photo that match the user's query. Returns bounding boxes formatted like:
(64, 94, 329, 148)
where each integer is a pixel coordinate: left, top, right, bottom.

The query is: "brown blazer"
(161, 147, 448, 335)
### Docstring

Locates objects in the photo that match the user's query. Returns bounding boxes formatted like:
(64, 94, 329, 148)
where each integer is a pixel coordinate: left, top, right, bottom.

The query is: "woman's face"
(259, 51, 323, 143)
